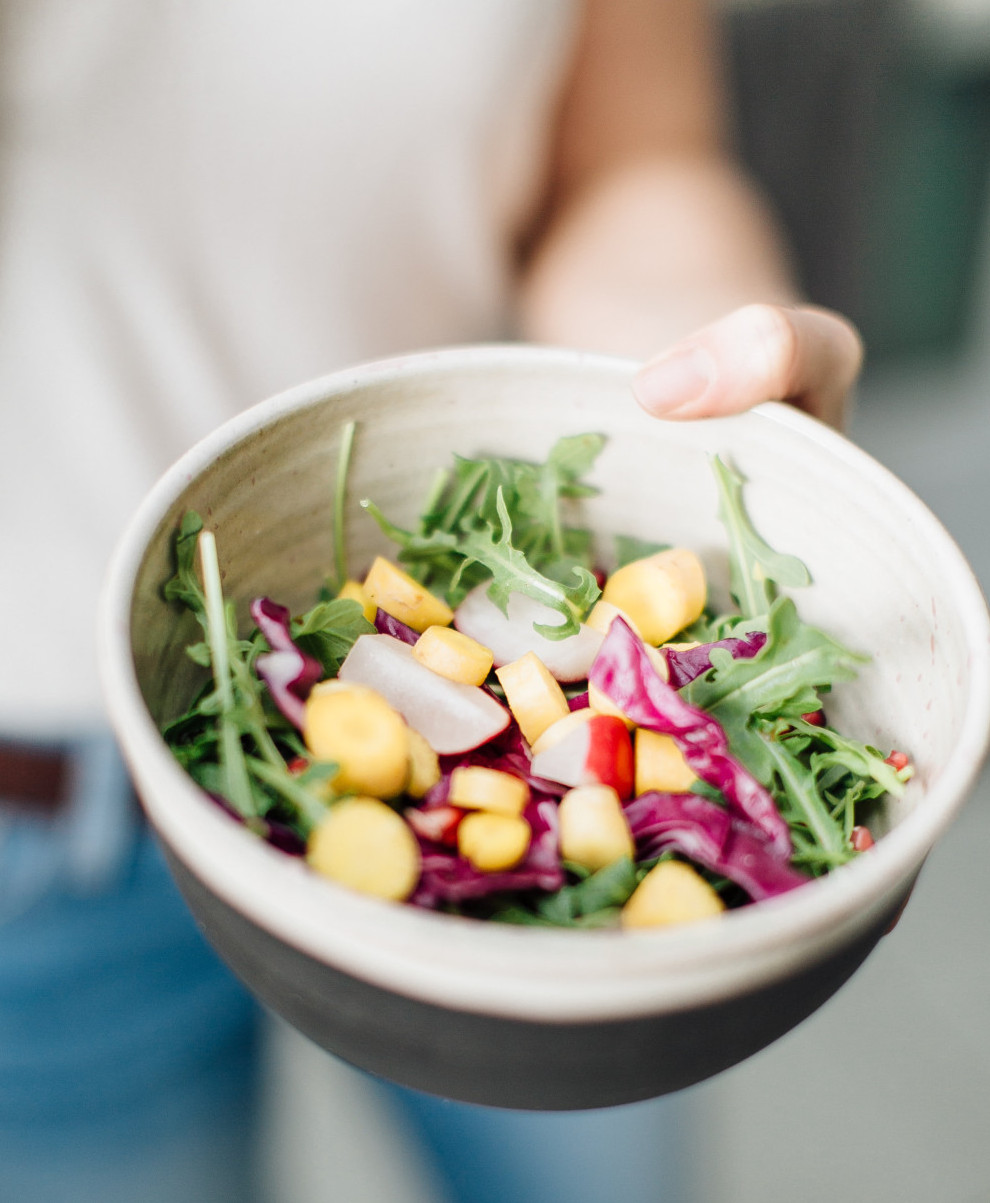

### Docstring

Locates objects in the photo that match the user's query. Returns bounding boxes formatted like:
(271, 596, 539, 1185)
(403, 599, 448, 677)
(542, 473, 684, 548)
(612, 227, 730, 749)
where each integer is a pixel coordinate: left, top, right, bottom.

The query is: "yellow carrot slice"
(307, 796, 420, 901)
(621, 860, 724, 928)
(448, 765, 529, 816)
(558, 785, 635, 873)
(494, 651, 570, 746)
(457, 811, 531, 872)
(601, 548, 706, 644)
(634, 729, 697, 795)
(413, 625, 494, 686)
(362, 556, 454, 632)
(303, 682, 410, 798)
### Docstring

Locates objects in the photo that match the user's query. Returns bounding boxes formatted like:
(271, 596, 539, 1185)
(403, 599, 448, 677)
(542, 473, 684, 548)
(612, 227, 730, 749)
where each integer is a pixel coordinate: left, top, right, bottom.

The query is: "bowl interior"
(105, 345, 990, 1025)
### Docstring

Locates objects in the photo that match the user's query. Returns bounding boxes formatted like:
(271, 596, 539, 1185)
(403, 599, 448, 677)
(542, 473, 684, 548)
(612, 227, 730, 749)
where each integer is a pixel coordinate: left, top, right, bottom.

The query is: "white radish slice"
(453, 585, 604, 683)
(530, 713, 634, 797)
(337, 634, 510, 755)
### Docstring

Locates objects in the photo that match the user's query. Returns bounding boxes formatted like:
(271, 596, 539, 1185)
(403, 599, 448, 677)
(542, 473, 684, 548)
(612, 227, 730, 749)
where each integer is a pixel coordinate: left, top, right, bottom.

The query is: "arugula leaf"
(490, 857, 640, 928)
(779, 715, 905, 798)
(712, 455, 810, 618)
(361, 436, 607, 637)
(685, 596, 866, 780)
(758, 733, 848, 862)
(163, 510, 208, 617)
(467, 491, 600, 638)
(292, 597, 375, 676)
(162, 515, 333, 832)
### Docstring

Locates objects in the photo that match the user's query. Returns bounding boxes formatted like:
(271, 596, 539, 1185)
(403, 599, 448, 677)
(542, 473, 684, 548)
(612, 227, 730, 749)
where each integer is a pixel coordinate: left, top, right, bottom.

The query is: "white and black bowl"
(99, 344, 990, 1110)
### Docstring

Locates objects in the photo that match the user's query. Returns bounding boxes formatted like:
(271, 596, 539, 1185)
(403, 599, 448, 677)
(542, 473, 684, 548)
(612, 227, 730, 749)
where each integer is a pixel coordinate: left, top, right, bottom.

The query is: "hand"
(631, 303, 863, 430)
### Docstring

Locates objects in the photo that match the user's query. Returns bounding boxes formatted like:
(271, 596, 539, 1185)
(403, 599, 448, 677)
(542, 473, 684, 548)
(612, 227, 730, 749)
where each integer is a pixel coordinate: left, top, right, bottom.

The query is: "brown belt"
(0, 740, 72, 814)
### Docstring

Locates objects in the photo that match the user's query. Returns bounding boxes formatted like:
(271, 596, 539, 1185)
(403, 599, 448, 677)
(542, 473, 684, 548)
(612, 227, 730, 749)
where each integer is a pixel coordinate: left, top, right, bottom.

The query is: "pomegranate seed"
(287, 756, 309, 775)
(850, 825, 875, 852)
(884, 750, 910, 771)
(801, 710, 826, 726)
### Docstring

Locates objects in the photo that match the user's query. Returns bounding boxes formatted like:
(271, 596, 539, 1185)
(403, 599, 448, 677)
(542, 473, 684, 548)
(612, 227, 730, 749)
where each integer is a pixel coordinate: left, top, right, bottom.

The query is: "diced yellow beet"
(558, 785, 635, 873)
(457, 811, 531, 872)
(529, 708, 596, 757)
(634, 729, 697, 794)
(304, 683, 410, 798)
(362, 556, 454, 632)
(405, 728, 441, 798)
(601, 548, 706, 644)
(494, 651, 570, 746)
(584, 599, 642, 637)
(448, 765, 530, 816)
(588, 642, 669, 725)
(307, 796, 421, 901)
(413, 625, 494, 686)
(337, 579, 377, 622)
(621, 860, 725, 928)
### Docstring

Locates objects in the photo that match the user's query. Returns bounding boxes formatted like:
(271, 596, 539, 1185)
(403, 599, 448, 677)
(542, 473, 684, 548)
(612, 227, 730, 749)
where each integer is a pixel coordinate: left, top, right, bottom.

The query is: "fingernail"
(633, 346, 716, 416)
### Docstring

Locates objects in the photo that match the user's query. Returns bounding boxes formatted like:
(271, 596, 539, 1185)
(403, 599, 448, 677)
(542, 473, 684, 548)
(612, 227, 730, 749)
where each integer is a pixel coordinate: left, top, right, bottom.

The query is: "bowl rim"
(98, 342, 990, 1021)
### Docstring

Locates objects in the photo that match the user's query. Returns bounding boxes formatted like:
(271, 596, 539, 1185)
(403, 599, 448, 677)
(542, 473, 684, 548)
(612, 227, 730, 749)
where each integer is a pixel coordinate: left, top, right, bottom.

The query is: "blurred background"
(693, 1, 990, 1199)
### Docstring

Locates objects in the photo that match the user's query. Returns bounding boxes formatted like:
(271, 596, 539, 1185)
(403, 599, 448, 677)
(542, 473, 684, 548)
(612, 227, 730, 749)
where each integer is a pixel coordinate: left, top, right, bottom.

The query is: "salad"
(162, 429, 911, 929)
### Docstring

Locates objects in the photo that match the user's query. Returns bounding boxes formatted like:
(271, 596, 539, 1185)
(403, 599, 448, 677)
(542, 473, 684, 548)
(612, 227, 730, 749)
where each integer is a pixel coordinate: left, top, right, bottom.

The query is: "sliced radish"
(453, 585, 603, 683)
(406, 805, 464, 847)
(529, 712, 634, 799)
(338, 633, 510, 755)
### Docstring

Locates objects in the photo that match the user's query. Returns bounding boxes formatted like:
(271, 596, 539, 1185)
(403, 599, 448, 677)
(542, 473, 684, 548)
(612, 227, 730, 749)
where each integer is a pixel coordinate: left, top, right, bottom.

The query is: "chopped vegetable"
(621, 860, 725, 928)
(362, 555, 454, 632)
(307, 796, 421, 902)
(161, 431, 908, 930)
(558, 784, 635, 874)
(494, 651, 571, 746)
(413, 624, 494, 686)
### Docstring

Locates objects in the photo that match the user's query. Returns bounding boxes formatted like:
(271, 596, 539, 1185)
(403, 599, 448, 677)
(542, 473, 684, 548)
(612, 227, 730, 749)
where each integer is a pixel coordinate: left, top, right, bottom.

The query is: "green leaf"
(163, 511, 207, 617)
(292, 597, 376, 676)
(468, 490, 600, 638)
(685, 596, 866, 780)
(711, 456, 810, 618)
(781, 716, 905, 798)
(360, 436, 607, 635)
(758, 733, 849, 859)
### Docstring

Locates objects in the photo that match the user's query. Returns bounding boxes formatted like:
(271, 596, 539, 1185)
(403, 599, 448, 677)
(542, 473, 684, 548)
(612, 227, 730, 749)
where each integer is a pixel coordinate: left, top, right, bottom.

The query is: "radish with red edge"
(454, 584, 603, 683)
(530, 712, 634, 799)
(338, 633, 510, 755)
(407, 806, 463, 846)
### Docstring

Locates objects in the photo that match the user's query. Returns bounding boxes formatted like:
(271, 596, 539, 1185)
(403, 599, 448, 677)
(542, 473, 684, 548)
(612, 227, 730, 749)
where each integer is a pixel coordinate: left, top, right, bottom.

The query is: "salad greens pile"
(161, 429, 909, 927)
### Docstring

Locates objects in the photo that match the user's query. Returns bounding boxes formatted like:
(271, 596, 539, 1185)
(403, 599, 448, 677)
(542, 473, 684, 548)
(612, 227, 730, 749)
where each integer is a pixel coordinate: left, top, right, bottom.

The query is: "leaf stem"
(332, 420, 357, 592)
(198, 530, 256, 817)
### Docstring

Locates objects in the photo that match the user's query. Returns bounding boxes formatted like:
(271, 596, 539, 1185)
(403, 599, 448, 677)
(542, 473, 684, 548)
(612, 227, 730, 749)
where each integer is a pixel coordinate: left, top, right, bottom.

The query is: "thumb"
(631, 303, 863, 429)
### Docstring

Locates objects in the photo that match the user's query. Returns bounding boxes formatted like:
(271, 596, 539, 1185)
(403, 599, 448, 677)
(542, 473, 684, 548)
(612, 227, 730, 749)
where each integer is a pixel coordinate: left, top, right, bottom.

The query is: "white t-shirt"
(0, 0, 579, 733)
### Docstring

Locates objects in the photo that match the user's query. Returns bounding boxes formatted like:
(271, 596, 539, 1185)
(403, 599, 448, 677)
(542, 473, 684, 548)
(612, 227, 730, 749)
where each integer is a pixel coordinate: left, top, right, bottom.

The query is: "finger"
(631, 303, 864, 429)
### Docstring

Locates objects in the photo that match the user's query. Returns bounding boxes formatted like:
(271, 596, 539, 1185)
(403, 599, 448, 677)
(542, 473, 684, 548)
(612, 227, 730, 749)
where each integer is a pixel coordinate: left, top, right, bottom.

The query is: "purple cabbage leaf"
(623, 792, 808, 900)
(411, 798, 564, 908)
(588, 617, 792, 857)
(250, 598, 324, 730)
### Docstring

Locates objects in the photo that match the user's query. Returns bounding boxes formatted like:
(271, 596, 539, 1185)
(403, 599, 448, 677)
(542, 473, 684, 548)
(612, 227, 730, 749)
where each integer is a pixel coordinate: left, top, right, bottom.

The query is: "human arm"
(517, 0, 863, 428)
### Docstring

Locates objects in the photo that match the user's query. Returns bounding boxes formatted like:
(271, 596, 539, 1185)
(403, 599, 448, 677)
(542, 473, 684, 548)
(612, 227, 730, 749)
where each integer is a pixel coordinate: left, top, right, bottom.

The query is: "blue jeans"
(391, 1086, 693, 1203)
(0, 734, 262, 1203)
(0, 735, 693, 1203)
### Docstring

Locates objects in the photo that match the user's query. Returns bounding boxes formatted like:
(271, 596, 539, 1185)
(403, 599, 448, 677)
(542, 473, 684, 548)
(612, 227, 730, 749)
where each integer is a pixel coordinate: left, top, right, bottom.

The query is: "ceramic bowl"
(99, 344, 990, 1110)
